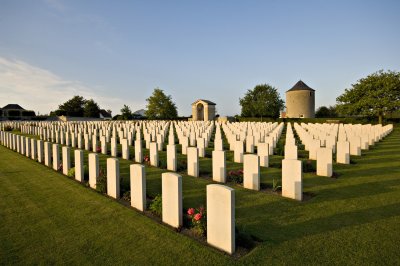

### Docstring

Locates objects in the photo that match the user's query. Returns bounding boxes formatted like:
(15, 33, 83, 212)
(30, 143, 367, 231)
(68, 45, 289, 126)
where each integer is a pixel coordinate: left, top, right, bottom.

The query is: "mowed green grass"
(1, 125, 400, 265)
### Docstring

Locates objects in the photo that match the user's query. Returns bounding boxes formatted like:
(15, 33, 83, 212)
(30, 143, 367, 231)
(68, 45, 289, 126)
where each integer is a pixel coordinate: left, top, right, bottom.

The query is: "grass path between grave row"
(1, 124, 400, 265)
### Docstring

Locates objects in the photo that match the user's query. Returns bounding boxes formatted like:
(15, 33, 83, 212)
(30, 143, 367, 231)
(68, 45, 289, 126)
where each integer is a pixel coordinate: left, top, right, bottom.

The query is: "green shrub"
(4, 126, 13, 131)
(122, 191, 131, 202)
(149, 194, 162, 217)
(67, 167, 75, 178)
(96, 167, 107, 194)
(272, 178, 282, 192)
(227, 170, 243, 184)
(83, 165, 89, 179)
(158, 158, 167, 169)
(186, 206, 206, 237)
(176, 160, 187, 172)
(303, 160, 316, 173)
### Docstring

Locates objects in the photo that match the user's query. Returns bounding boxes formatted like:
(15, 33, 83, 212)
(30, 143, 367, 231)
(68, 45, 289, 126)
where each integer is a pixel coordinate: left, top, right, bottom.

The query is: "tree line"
(51, 69, 400, 122)
(50, 96, 109, 118)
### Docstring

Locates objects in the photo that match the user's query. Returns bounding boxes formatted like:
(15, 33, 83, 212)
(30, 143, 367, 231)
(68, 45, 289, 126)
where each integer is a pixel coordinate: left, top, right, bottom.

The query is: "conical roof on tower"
(287, 80, 315, 92)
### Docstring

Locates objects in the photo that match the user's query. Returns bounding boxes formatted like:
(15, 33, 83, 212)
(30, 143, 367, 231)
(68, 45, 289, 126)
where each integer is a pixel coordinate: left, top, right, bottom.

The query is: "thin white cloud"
(0, 56, 129, 116)
(43, 0, 67, 12)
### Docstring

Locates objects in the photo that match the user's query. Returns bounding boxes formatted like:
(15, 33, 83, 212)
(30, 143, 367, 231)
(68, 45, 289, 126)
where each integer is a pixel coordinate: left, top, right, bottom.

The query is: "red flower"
(194, 213, 202, 221)
(187, 208, 195, 216)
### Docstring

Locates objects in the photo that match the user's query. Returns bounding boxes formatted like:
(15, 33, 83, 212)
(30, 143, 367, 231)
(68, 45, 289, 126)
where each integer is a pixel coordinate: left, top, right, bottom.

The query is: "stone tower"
(285, 80, 315, 118)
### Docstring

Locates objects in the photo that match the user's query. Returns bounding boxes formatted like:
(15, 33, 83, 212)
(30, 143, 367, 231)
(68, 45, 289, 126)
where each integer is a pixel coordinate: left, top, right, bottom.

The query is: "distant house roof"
(192, 99, 216, 106)
(99, 109, 112, 118)
(287, 80, 315, 92)
(2, 104, 25, 110)
(133, 109, 145, 116)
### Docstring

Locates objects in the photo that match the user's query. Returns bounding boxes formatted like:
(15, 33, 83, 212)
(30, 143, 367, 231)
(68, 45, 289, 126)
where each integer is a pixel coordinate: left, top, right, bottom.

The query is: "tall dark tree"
(84, 99, 100, 118)
(336, 70, 400, 124)
(145, 88, 178, 120)
(57, 96, 86, 117)
(315, 105, 337, 118)
(120, 104, 133, 120)
(240, 84, 284, 119)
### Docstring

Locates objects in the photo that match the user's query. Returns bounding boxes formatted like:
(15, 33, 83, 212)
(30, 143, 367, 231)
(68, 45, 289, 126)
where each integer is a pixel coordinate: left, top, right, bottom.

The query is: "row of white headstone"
(3, 121, 286, 187)
(294, 123, 393, 169)
(0, 130, 236, 255)
(280, 122, 393, 201)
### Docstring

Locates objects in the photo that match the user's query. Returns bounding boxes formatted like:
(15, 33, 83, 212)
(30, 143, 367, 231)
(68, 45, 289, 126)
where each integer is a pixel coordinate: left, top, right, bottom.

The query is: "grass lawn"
(1, 124, 400, 265)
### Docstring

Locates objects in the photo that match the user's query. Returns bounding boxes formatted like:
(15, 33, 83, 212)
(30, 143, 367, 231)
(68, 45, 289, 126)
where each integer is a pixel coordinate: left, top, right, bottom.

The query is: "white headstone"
(37, 139, 44, 163)
(187, 147, 199, 177)
(107, 158, 120, 199)
(89, 153, 99, 189)
(162, 172, 182, 228)
(135, 140, 143, 163)
(149, 142, 159, 167)
(316, 148, 333, 177)
(284, 144, 298, 160)
(257, 142, 269, 167)
(52, 144, 60, 170)
(62, 146, 71, 175)
(74, 150, 84, 182)
(336, 141, 350, 164)
(121, 138, 130, 160)
(130, 164, 146, 211)
(243, 154, 260, 190)
(212, 150, 226, 183)
(167, 144, 177, 171)
(207, 184, 235, 255)
(44, 141, 52, 167)
(282, 159, 302, 201)
(234, 140, 244, 163)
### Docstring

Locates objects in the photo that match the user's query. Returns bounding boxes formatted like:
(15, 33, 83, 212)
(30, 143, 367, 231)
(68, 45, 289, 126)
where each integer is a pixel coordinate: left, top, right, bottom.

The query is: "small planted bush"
(303, 160, 316, 173)
(176, 160, 187, 172)
(4, 125, 13, 131)
(122, 191, 131, 202)
(272, 178, 282, 192)
(158, 158, 167, 169)
(186, 206, 206, 237)
(227, 169, 243, 184)
(149, 194, 162, 217)
(143, 155, 150, 165)
(96, 167, 107, 193)
(67, 167, 75, 178)
(83, 165, 89, 179)
(57, 163, 63, 172)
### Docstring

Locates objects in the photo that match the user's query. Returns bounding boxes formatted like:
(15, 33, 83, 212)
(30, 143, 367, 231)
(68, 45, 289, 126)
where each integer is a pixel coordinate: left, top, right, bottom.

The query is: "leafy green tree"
(120, 104, 133, 120)
(239, 84, 284, 119)
(57, 96, 86, 117)
(145, 88, 178, 120)
(83, 99, 100, 118)
(315, 105, 338, 118)
(315, 106, 330, 118)
(336, 70, 400, 124)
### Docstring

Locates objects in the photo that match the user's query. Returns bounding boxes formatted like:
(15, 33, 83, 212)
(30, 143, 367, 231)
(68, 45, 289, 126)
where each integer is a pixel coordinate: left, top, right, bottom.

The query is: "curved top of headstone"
(287, 80, 315, 92)
(207, 184, 234, 192)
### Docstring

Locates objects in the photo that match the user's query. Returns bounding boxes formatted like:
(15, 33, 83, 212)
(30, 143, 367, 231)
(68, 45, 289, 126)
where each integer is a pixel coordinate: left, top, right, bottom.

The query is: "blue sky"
(0, 0, 399, 116)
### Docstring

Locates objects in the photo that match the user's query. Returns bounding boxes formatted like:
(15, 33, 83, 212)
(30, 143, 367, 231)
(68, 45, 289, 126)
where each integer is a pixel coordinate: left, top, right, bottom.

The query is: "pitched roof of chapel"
(191, 99, 216, 105)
